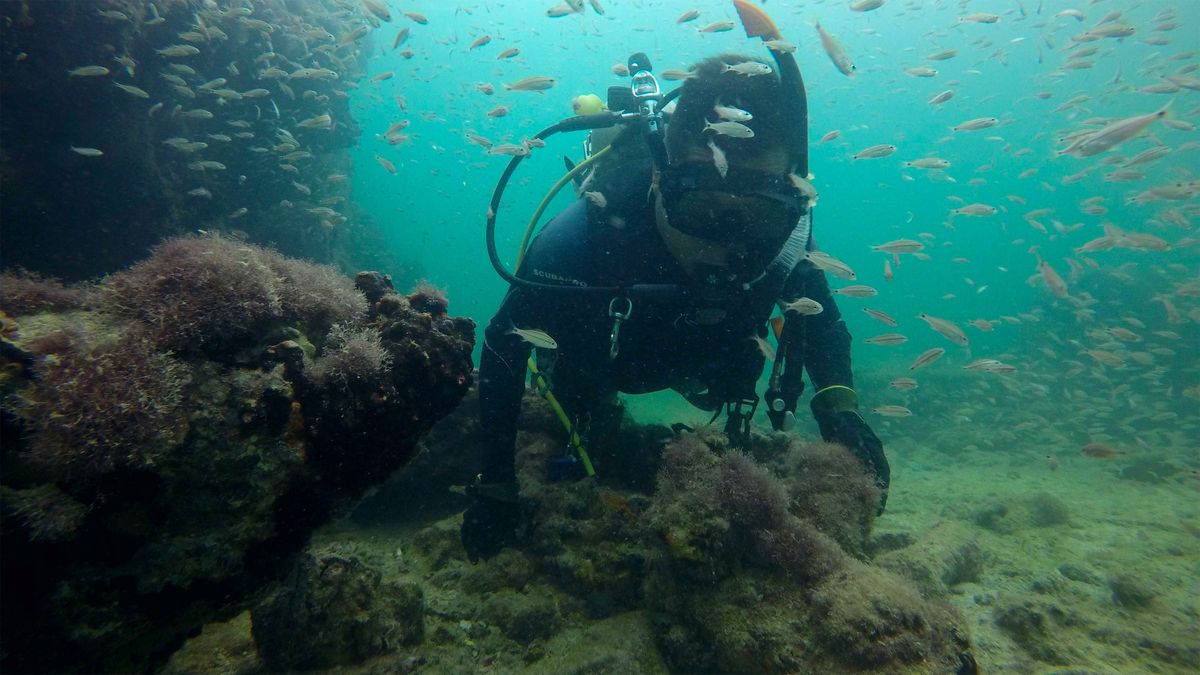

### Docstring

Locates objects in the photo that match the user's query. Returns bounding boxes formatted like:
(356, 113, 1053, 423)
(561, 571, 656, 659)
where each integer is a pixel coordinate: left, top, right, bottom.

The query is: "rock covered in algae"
(428, 409, 973, 673)
(341, 395, 976, 674)
(642, 430, 977, 674)
(251, 545, 425, 670)
(972, 491, 1073, 534)
(482, 587, 564, 645)
(0, 236, 474, 673)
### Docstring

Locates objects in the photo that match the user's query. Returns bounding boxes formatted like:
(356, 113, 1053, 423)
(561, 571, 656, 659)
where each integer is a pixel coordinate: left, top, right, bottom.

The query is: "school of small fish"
(52, 0, 467, 234)
(43, 0, 1198, 482)
(711, 0, 1200, 475)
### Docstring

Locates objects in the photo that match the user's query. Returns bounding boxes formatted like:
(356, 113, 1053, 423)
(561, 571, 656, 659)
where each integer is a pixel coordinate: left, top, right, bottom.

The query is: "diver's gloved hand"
(816, 410, 890, 511)
(460, 478, 521, 563)
(764, 387, 797, 432)
(723, 399, 757, 450)
(723, 412, 749, 450)
(811, 386, 891, 514)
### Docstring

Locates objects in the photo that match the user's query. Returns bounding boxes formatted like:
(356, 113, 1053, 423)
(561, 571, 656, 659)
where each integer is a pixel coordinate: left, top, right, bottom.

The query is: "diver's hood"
(484, 0, 811, 301)
(732, 0, 809, 177)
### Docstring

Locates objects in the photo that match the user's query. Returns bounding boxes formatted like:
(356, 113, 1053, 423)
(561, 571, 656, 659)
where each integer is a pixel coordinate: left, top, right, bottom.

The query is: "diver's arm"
(478, 287, 535, 484)
(791, 260, 854, 391)
(771, 260, 853, 424)
(782, 260, 889, 510)
(477, 200, 593, 484)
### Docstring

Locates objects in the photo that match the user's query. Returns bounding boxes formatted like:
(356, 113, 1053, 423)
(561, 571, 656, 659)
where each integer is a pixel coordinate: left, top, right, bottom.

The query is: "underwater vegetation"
(642, 431, 974, 674)
(103, 235, 369, 356)
(0, 0, 1196, 671)
(0, 236, 474, 673)
(233, 396, 972, 674)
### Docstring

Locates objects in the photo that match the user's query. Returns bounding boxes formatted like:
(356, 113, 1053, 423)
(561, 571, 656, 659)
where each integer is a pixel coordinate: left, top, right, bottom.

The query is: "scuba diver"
(463, 6, 888, 564)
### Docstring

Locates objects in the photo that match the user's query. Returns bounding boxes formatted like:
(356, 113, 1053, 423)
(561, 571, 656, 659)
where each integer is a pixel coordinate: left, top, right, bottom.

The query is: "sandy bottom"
(891, 440, 1199, 672)
(630, 389, 1200, 672)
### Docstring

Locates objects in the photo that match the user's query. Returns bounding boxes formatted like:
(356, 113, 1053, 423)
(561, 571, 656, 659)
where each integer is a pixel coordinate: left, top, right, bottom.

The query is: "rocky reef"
(0, 235, 474, 673)
(640, 431, 975, 674)
(220, 392, 977, 674)
(251, 543, 426, 671)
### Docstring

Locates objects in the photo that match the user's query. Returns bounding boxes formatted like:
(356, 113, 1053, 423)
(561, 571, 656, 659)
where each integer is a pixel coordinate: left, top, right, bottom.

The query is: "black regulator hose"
(484, 112, 686, 302)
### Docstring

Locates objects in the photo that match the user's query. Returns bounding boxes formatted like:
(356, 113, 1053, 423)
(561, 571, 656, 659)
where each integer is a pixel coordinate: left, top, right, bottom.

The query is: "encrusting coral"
(0, 236, 474, 673)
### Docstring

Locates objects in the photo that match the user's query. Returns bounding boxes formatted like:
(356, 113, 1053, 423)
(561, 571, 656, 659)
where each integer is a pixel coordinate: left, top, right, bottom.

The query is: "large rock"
(252, 545, 425, 671)
(0, 240, 473, 673)
(643, 431, 977, 674)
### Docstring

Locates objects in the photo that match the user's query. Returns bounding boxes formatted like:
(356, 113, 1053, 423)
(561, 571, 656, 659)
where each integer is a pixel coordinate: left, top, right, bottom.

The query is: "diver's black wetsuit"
(478, 198, 853, 484)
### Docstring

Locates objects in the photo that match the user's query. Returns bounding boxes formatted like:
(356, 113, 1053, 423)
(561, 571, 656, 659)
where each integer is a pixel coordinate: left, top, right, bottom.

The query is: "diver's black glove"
(723, 399, 758, 450)
(460, 479, 521, 563)
(764, 387, 797, 432)
(811, 386, 891, 514)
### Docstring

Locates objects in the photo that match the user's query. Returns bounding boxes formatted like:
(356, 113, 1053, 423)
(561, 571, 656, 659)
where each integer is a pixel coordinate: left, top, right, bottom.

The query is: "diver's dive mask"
(659, 163, 807, 244)
(658, 163, 808, 288)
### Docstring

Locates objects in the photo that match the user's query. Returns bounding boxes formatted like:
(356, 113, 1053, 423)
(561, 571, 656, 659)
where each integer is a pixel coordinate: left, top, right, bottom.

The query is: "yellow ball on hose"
(571, 94, 605, 115)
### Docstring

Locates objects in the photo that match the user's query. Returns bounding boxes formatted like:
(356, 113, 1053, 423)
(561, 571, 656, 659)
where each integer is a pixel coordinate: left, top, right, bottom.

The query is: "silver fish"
(834, 285, 879, 298)
(1058, 101, 1171, 157)
(871, 239, 925, 254)
(852, 144, 896, 160)
(815, 21, 856, 77)
(863, 308, 898, 326)
(698, 20, 735, 33)
(751, 335, 776, 361)
(782, 297, 824, 316)
(68, 65, 109, 77)
(723, 61, 772, 76)
(909, 347, 945, 371)
(918, 313, 968, 346)
(707, 139, 728, 179)
(157, 45, 201, 57)
(713, 101, 752, 122)
(953, 117, 999, 132)
(113, 82, 149, 98)
(805, 251, 856, 280)
(504, 76, 557, 92)
(703, 120, 754, 138)
(902, 158, 950, 169)
(511, 326, 558, 349)
(864, 333, 909, 346)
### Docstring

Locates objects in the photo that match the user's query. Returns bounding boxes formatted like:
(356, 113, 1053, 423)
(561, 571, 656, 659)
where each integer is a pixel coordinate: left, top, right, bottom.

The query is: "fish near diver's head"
(664, 53, 795, 176)
(652, 54, 805, 285)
